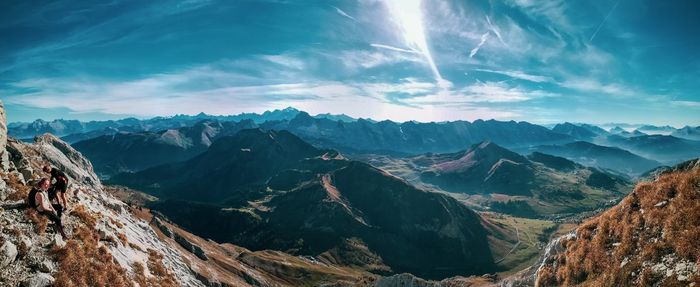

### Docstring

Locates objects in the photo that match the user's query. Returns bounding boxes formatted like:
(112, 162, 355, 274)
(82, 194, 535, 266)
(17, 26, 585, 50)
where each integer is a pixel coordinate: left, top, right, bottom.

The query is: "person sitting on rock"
(43, 165, 69, 209)
(28, 178, 67, 238)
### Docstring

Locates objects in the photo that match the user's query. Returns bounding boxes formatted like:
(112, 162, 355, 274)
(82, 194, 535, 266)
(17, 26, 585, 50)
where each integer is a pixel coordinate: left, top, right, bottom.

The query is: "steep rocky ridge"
(530, 158, 700, 286)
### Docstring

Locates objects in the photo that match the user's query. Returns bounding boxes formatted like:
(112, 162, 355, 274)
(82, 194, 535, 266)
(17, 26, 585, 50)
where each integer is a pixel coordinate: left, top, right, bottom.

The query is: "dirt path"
(495, 221, 522, 264)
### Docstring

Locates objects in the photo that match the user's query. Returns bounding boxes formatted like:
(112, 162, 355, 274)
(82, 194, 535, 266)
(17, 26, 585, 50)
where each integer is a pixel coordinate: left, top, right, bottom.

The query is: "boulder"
(0, 240, 18, 267)
(38, 259, 54, 273)
(18, 235, 32, 253)
(18, 164, 33, 182)
(13, 171, 26, 185)
(98, 228, 108, 240)
(51, 234, 65, 249)
(20, 273, 55, 287)
(0, 178, 6, 201)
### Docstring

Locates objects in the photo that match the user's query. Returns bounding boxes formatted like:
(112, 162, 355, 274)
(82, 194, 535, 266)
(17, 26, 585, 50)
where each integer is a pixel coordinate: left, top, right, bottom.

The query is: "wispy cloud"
(473, 68, 554, 83)
(506, 0, 573, 34)
(671, 101, 700, 108)
(338, 49, 422, 71)
(403, 80, 557, 106)
(485, 16, 506, 46)
(560, 77, 637, 98)
(469, 32, 490, 58)
(332, 6, 357, 21)
(262, 55, 305, 70)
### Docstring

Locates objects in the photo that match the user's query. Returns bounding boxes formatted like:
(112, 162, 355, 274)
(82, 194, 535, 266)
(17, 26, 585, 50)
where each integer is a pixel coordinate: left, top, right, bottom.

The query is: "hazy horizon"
(2, 1, 699, 126)
(6, 105, 696, 130)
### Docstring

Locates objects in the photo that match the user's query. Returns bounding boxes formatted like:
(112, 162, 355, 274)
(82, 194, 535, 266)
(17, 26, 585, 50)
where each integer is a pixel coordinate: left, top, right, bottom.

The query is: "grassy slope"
(537, 167, 700, 286)
(356, 154, 630, 217)
(481, 212, 560, 275)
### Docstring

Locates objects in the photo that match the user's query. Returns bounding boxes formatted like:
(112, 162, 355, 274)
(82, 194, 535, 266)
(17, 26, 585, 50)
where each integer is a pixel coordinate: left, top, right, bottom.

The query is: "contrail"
(370, 43, 420, 54)
(589, 0, 621, 42)
(332, 6, 357, 22)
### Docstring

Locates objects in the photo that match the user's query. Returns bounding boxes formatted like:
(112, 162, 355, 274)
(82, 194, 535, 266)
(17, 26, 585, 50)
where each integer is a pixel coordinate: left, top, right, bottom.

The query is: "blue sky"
(1, 0, 699, 125)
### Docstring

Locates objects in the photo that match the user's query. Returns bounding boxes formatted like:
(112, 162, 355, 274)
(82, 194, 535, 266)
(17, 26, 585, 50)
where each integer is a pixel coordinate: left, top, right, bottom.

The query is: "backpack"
(27, 188, 39, 208)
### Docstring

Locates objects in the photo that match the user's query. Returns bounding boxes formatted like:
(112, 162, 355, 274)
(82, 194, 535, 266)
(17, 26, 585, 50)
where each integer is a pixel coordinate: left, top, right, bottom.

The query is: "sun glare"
(384, 0, 442, 81)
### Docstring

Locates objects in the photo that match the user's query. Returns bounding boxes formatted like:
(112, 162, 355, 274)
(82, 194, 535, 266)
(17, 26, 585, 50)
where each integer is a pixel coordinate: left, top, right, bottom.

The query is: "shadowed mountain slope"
(72, 120, 257, 176)
(532, 141, 662, 176)
(111, 129, 498, 279)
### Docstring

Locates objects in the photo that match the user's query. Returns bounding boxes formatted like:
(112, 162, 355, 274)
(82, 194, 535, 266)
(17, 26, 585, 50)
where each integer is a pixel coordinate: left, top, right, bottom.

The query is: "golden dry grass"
(145, 249, 179, 287)
(109, 217, 124, 229)
(70, 205, 97, 229)
(132, 261, 149, 287)
(51, 225, 133, 287)
(26, 208, 49, 234)
(537, 168, 700, 286)
(6, 172, 31, 201)
(117, 232, 128, 246)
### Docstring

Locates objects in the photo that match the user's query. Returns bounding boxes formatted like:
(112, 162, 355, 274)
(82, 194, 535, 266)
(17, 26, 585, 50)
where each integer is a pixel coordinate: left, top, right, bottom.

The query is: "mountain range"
(531, 141, 662, 176)
(8, 107, 353, 140)
(2, 100, 699, 286)
(364, 141, 632, 217)
(71, 112, 582, 178)
(601, 134, 700, 164)
(72, 120, 257, 176)
(260, 112, 573, 154)
(13, 109, 700, 179)
(110, 129, 497, 279)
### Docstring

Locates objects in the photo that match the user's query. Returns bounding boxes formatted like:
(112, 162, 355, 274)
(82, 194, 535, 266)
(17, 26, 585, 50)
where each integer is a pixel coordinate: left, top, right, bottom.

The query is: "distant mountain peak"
(477, 140, 494, 149)
(471, 141, 521, 158)
(288, 111, 315, 125)
(435, 141, 527, 173)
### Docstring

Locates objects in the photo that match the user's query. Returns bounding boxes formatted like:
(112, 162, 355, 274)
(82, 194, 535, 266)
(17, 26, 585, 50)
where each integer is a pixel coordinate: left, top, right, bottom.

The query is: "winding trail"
(495, 220, 522, 264)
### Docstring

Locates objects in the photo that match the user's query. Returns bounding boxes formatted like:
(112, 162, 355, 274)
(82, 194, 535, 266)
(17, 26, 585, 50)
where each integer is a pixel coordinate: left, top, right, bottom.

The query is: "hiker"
(28, 178, 67, 238)
(43, 165, 69, 209)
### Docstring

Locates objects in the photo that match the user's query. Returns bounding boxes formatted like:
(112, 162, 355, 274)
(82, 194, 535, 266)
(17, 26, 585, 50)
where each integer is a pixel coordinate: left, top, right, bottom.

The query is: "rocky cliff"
(0, 116, 203, 286)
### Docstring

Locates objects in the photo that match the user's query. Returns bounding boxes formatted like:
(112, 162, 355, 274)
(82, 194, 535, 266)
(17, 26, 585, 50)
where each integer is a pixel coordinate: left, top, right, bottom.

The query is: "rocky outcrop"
(0, 107, 205, 286)
(374, 273, 439, 287)
(20, 273, 54, 287)
(174, 233, 208, 261)
(0, 100, 8, 171)
(153, 216, 207, 260)
(33, 133, 99, 186)
(153, 217, 174, 238)
(0, 241, 18, 268)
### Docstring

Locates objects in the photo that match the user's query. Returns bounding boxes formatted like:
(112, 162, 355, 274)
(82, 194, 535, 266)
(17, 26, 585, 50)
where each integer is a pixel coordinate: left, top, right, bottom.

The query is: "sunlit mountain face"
(1, 0, 699, 126)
